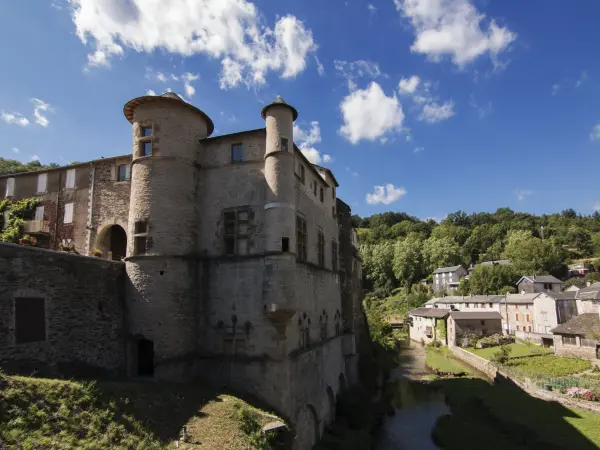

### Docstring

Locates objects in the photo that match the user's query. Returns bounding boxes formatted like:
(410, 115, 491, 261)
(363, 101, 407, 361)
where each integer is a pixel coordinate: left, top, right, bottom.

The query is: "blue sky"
(1, 0, 600, 219)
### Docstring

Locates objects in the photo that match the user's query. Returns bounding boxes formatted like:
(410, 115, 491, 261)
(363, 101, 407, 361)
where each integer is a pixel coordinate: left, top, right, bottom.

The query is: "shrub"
(491, 344, 512, 364)
(477, 334, 515, 348)
(19, 234, 37, 246)
(91, 248, 103, 257)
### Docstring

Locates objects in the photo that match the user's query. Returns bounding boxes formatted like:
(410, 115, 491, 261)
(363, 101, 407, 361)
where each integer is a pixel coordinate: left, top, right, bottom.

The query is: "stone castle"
(0, 92, 367, 449)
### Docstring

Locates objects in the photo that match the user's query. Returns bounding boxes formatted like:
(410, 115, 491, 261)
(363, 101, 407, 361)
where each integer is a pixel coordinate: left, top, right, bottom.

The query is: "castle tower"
(123, 92, 214, 380)
(261, 97, 299, 345)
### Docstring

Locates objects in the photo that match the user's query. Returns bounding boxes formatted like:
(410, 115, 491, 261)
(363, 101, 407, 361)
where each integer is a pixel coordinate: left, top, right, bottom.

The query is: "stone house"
(447, 311, 503, 347)
(427, 295, 504, 313)
(499, 293, 537, 334)
(408, 307, 451, 345)
(0, 93, 366, 450)
(432, 265, 467, 292)
(575, 282, 600, 314)
(552, 314, 600, 361)
(516, 275, 563, 294)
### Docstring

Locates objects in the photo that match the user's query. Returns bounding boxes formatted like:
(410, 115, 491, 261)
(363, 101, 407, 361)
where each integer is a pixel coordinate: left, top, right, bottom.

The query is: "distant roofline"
(0, 154, 130, 178)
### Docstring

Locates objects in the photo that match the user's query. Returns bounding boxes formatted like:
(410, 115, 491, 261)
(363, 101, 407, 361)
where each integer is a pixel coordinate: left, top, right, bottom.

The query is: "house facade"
(516, 275, 563, 294)
(552, 314, 600, 361)
(408, 307, 450, 345)
(447, 311, 503, 347)
(432, 265, 467, 292)
(0, 93, 365, 450)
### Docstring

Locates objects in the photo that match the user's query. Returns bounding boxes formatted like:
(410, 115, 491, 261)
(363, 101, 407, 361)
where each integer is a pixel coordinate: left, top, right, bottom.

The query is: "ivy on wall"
(0, 197, 40, 243)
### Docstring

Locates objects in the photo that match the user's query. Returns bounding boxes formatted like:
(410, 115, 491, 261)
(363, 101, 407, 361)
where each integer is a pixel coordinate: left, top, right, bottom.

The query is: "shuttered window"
(35, 206, 44, 221)
(37, 173, 47, 193)
(64, 202, 74, 224)
(15, 297, 46, 344)
(6, 177, 15, 196)
(65, 169, 76, 189)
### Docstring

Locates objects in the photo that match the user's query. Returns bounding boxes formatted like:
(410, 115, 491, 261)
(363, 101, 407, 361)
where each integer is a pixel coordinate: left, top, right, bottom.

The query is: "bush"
(91, 248, 103, 257)
(477, 334, 515, 349)
(491, 344, 512, 364)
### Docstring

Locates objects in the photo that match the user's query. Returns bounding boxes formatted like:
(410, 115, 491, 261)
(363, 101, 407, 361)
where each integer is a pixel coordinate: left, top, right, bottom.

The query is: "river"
(375, 340, 480, 450)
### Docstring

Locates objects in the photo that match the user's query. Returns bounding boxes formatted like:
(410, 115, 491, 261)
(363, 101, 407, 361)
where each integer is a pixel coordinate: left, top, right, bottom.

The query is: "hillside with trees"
(356, 208, 600, 317)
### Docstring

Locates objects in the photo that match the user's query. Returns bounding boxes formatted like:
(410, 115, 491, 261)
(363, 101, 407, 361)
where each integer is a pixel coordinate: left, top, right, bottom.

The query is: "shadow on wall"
(431, 376, 600, 450)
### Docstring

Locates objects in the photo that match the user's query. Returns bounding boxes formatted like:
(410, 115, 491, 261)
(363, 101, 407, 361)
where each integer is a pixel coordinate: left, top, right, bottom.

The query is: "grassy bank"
(468, 343, 552, 360)
(431, 376, 600, 450)
(0, 371, 287, 449)
(425, 347, 471, 376)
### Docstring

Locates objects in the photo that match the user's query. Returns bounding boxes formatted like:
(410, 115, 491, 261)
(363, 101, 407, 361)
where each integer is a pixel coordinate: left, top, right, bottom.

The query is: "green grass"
(0, 371, 287, 449)
(431, 377, 600, 450)
(468, 343, 552, 360)
(504, 355, 592, 378)
(425, 347, 471, 375)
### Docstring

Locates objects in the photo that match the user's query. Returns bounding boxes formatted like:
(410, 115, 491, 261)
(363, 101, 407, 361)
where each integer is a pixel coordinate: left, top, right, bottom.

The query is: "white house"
(432, 265, 468, 292)
(408, 307, 451, 344)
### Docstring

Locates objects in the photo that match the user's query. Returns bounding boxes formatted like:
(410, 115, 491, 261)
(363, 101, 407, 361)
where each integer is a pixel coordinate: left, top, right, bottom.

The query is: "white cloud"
(149, 71, 199, 98)
(366, 184, 407, 205)
(551, 83, 560, 96)
(181, 73, 199, 97)
(398, 75, 421, 94)
(31, 98, 52, 127)
(368, 3, 377, 16)
(12, 147, 20, 154)
(593, 201, 600, 212)
(71, 1, 317, 89)
(590, 123, 600, 141)
(395, 0, 516, 67)
(334, 60, 382, 90)
(315, 56, 325, 76)
(146, 89, 157, 96)
(31, 155, 40, 161)
(293, 121, 332, 165)
(469, 95, 492, 118)
(420, 100, 455, 123)
(1, 111, 29, 126)
(576, 71, 588, 88)
(516, 189, 532, 201)
(339, 82, 404, 144)
(413, 146, 424, 153)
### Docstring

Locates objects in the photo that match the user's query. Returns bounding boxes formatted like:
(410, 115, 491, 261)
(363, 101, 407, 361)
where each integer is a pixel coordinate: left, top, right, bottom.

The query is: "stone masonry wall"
(0, 242, 126, 374)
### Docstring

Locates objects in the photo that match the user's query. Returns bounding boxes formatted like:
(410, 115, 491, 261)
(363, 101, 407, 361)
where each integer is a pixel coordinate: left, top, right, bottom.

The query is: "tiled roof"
(408, 307, 451, 318)
(503, 293, 540, 304)
(575, 282, 600, 301)
(432, 295, 504, 304)
(545, 291, 577, 300)
(551, 313, 600, 337)
(517, 275, 563, 285)
(433, 265, 464, 274)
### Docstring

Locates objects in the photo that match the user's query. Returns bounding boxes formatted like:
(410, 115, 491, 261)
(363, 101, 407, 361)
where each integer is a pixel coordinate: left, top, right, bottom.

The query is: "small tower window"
(133, 220, 149, 255)
(231, 144, 243, 163)
(282, 237, 289, 252)
(142, 141, 152, 157)
(281, 137, 289, 152)
(142, 126, 153, 137)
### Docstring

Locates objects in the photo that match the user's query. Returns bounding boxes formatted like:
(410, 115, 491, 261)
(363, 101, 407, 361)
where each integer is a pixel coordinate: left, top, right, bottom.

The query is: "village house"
(552, 314, 600, 361)
(432, 265, 467, 292)
(447, 311, 503, 347)
(426, 295, 504, 313)
(407, 307, 451, 345)
(575, 282, 600, 314)
(516, 275, 563, 294)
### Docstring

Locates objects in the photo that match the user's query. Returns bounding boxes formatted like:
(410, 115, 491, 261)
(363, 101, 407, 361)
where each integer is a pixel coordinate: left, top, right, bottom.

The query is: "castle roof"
(261, 96, 299, 121)
(123, 92, 215, 136)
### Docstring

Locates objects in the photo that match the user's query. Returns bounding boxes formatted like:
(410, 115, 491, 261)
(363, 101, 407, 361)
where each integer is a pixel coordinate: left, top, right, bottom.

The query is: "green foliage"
(422, 236, 463, 274)
(0, 157, 59, 175)
(235, 404, 277, 450)
(0, 197, 40, 243)
(491, 344, 512, 364)
(502, 229, 564, 274)
(436, 319, 447, 341)
(425, 347, 469, 375)
(468, 264, 521, 295)
(504, 355, 592, 378)
(392, 233, 424, 287)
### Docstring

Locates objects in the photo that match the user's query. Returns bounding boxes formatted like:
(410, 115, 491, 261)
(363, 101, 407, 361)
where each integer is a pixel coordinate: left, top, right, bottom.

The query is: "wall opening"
(281, 237, 289, 252)
(15, 297, 46, 344)
(97, 224, 127, 260)
(137, 339, 154, 377)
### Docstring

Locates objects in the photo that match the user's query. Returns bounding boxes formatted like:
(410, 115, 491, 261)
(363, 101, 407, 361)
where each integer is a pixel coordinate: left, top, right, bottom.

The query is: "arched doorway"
(97, 225, 127, 260)
(137, 339, 154, 377)
(325, 386, 335, 425)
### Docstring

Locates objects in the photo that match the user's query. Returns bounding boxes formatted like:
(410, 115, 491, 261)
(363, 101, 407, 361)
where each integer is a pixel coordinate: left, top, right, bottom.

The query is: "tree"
(422, 236, 463, 273)
(468, 265, 520, 295)
(392, 234, 424, 287)
(430, 225, 470, 246)
(463, 223, 506, 264)
(565, 226, 593, 258)
(502, 230, 563, 274)
(361, 241, 396, 291)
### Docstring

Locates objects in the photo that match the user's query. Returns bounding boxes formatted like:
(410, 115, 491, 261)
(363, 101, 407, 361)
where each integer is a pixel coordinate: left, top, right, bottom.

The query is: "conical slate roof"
(261, 96, 298, 121)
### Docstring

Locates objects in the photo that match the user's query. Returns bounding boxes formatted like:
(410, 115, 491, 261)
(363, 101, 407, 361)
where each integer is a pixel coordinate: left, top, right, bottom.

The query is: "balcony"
(23, 220, 50, 234)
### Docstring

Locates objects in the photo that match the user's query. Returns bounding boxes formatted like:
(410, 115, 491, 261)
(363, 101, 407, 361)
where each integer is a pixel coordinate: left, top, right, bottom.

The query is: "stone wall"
(449, 346, 499, 379)
(553, 335, 598, 360)
(0, 242, 126, 375)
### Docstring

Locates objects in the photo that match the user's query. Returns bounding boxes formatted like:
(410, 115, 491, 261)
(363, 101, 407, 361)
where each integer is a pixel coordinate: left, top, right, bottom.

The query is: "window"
(515, 305, 519, 310)
(313, 181, 317, 196)
(332, 187, 335, 199)
(134, 220, 149, 255)
(526, 314, 530, 322)
(332, 206, 335, 218)
(63, 202, 73, 224)
(300, 165, 305, 184)
(331, 241, 338, 271)
(35, 206, 44, 221)
(528, 326, 532, 332)
(37, 173, 47, 193)
(5, 177, 15, 196)
(223, 209, 250, 255)
(515, 313, 519, 321)
(562, 335, 577, 346)
(117, 164, 130, 182)
(489, 303, 493, 308)
(281, 137, 289, 152)
(466, 303, 470, 308)
(142, 141, 152, 157)
(282, 237, 290, 252)
(231, 144, 243, 163)
(65, 169, 76, 189)
(15, 297, 46, 344)
(317, 229, 325, 267)
(319, 187, 324, 202)
(516, 325, 520, 331)
(296, 216, 307, 261)
(544, 283, 552, 290)
(142, 126, 153, 137)
(581, 338, 596, 348)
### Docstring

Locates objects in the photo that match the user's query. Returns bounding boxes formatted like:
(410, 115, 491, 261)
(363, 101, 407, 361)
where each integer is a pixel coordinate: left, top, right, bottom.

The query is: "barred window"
(562, 335, 577, 346)
(581, 338, 596, 348)
(331, 241, 338, 271)
(296, 216, 307, 261)
(317, 229, 325, 267)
